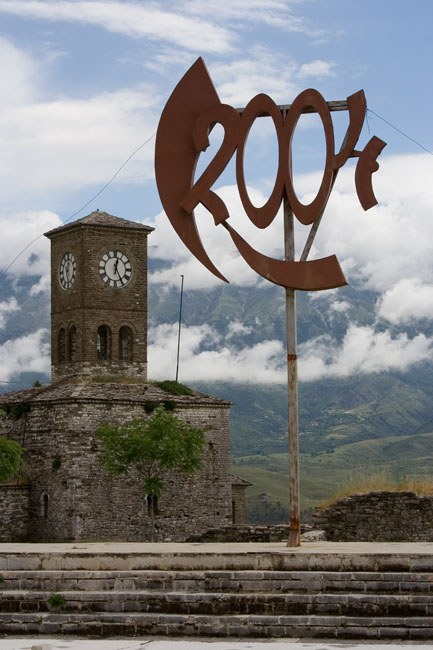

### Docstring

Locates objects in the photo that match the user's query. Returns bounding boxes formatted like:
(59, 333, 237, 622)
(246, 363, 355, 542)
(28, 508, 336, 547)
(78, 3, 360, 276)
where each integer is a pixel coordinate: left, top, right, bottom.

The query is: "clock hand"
(114, 259, 123, 282)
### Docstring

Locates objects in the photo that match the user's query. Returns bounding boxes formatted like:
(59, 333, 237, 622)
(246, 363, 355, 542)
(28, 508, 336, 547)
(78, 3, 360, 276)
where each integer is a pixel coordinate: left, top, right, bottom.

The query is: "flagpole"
(175, 274, 184, 383)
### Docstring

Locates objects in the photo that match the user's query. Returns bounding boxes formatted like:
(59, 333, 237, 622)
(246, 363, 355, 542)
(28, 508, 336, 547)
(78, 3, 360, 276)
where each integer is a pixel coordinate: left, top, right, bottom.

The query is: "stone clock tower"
(45, 211, 154, 382)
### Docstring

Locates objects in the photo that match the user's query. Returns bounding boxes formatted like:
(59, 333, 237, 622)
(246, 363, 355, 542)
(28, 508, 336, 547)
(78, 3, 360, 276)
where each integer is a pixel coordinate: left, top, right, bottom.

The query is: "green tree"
(0, 435, 25, 483)
(96, 408, 206, 541)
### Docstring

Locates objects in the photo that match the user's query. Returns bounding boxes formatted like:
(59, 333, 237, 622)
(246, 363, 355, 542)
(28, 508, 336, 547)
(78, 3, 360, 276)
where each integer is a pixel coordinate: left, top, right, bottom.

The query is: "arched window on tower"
(119, 326, 133, 361)
(58, 328, 66, 363)
(97, 325, 112, 361)
(67, 326, 77, 362)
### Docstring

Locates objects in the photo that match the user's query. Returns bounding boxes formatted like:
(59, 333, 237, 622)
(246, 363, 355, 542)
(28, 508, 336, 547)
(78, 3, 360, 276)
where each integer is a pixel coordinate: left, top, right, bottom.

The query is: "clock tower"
(45, 211, 154, 382)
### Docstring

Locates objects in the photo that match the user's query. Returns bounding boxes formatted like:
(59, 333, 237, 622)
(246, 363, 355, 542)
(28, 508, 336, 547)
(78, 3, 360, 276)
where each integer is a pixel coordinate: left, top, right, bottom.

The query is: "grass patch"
(154, 380, 194, 396)
(318, 469, 433, 511)
(48, 593, 65, 608)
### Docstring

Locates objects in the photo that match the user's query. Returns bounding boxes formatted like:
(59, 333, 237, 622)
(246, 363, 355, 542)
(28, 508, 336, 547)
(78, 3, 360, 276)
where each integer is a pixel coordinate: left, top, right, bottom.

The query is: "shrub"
(0, 436, 25, 483)
(143, 400, 159, 414)
(2, 403, 30, 420)
(154, 380, 194, 396)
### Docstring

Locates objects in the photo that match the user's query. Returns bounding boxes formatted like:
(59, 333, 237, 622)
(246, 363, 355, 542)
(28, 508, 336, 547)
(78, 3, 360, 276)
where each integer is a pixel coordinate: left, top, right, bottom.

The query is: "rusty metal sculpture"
(155, 57, 386, 546)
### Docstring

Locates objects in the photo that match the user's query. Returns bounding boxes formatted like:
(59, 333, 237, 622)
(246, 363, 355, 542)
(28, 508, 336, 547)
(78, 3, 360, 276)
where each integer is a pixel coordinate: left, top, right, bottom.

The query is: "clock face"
(59, 252, 76, 290)
(99, 250, 132, 288)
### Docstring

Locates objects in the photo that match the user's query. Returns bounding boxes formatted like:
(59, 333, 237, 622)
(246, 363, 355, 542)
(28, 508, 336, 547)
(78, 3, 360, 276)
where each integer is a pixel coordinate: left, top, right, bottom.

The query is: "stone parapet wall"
(0, 484, 30, 542)
(187, 524, 297, 542)
(316, 491, 433, 542)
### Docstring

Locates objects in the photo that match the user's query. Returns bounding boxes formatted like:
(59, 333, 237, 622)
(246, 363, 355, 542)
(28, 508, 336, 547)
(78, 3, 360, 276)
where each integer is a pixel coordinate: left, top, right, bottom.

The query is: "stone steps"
(2, 611, 433, 639)
(2, 569, 433, 593)
(2, 589, 433, 617)
(2, 546, 433, 638)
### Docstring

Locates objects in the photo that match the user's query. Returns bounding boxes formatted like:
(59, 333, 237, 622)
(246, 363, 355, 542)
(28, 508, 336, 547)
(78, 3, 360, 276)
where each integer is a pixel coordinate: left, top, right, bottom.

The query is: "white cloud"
(227, 321, 252, 338)
(0, 37, 39, 106)
(210, 50, 300, 106)
(377, 278, 433, 324)
(293, 153, 433, 294)
(182, 0, 316, 35)
(299, 324, 433, 381)
(0, 1, 234, 53)
(149, 319, 433, 384)
(0, 298, 19, 330)
(0, 83, 157, 206)
(148, 322, 285, 383)
(0, 210, 61, 277)
(330, 300, 350, 313)
(0, 329, 50, 382)
(30, 274, 50, 296)
(298, 60, 336, 78)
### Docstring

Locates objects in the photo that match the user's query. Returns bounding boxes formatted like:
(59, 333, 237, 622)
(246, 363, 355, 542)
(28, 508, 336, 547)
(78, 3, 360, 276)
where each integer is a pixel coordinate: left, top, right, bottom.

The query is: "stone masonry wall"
(232, 485, 247, 525)
(316, 491, 433, 542)
(0, 484, 30, 542)
(187, 524, 290, 542)
(0, 396, 231, 543)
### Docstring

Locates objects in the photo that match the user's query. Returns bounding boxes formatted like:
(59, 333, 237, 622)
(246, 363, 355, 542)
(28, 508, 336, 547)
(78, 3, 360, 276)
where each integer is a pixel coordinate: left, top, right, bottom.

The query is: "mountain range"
(2, 256, 433, 522)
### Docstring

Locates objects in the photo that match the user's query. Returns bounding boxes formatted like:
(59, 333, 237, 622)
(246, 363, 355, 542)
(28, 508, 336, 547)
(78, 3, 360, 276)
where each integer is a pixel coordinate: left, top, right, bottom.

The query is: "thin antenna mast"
(175, 274, 184, 382)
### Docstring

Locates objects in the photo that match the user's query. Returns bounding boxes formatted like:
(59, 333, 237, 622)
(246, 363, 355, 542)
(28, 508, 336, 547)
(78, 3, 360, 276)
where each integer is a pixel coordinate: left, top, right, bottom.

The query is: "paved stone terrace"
(3, 540, 433, 572)
(2, 540, 433, 559)
(0, 639, 429, 650)
(0, 638, 429, 649)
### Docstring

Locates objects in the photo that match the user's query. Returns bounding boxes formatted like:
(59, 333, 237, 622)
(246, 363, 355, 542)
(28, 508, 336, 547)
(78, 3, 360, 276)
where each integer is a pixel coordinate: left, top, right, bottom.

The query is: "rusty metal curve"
(355, 136, 387, 210)
(222, 221, 347, 291)
(155, 57, 228, 283)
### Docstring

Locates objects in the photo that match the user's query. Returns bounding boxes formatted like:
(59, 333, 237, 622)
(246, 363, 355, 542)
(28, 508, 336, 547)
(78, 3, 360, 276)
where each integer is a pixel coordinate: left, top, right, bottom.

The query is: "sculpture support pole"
(284, 197, 301, 547)
(175, 274, 184, 383)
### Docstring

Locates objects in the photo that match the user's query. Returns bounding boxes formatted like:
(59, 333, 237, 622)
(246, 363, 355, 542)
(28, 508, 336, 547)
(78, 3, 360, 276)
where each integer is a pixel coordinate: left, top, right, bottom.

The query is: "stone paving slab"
(0, 638, 432, 649)
(3, 541, 433, 573)
(2, 541, 433, 554)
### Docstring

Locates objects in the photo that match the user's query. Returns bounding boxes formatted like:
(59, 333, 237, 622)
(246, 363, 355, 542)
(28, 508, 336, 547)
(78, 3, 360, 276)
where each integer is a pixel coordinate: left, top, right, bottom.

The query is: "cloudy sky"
(1, 0, 433, 385)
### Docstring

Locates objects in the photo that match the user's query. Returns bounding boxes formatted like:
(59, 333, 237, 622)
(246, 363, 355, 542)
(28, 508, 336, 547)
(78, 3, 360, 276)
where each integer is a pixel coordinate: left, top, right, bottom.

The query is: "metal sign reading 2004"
(155, 57, 386, 292)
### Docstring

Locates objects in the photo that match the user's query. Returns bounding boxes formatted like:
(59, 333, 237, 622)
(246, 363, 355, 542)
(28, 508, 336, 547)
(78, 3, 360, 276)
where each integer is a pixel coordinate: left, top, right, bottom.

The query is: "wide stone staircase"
(1, 546, 433, 639)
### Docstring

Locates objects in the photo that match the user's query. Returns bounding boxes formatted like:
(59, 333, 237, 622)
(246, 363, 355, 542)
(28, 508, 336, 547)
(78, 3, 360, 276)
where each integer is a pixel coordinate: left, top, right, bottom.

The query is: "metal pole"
(284, 197, 301, 547)
(175, 274, 184, 383)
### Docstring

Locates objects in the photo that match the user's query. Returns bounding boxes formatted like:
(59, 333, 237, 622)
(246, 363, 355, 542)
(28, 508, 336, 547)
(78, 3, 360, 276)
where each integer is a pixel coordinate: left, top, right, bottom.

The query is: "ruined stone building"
(0, 211, 247, 542)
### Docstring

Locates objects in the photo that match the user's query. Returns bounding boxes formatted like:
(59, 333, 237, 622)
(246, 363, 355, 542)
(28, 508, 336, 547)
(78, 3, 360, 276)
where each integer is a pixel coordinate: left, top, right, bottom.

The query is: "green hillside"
(192, 371, 433, 457)
(232, 431, 433, 522)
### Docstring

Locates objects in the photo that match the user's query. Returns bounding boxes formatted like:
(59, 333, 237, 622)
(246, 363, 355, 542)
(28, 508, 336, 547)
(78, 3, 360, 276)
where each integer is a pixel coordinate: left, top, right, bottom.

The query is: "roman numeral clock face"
(99, 251, 132, 288)
(59, 252, 77, 290)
